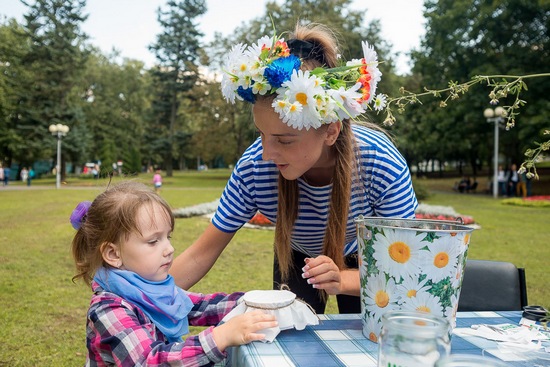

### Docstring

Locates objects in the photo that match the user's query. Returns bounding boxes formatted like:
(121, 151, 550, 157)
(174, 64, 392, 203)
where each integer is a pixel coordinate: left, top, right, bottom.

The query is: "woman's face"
(253, 100, 340, 181)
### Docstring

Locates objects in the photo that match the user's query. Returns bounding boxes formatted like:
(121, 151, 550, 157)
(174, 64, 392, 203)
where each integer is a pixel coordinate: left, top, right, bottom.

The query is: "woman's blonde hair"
(71, 181, 174, 286)
(273, 23, 384, 286)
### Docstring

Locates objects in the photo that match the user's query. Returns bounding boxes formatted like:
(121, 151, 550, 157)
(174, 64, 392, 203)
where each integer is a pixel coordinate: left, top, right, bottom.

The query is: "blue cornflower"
(264, 55, 301, 89)
(237, 86, 256, 103)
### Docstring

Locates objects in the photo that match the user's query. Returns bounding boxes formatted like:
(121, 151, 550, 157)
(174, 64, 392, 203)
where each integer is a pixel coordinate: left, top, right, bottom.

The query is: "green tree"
(403, 0, 549, 175)
(0, 19, 32, 167)
(148, 0, 207, 176)
(81, 50, 151, 175)
(16, 0, 89, 179)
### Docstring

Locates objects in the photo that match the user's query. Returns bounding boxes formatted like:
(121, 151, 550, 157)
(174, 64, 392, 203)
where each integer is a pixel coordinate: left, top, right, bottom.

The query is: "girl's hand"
(301, 256, 360, 296)
(212, 310, 277, 351)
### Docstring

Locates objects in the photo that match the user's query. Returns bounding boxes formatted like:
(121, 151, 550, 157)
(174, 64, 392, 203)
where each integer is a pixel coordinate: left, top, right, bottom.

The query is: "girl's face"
(118, 203, 174, 282)
(253, 100, 340, 182)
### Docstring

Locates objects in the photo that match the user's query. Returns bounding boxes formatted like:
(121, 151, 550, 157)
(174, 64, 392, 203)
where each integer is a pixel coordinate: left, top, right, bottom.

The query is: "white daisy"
(372, 94, 387, 111)
(462, 232, 471, 248)
(234, 53, 258, 90)
(327, 82, 365, 120)
(364, 316, 382, 343)
(443, 293, 459, 324)
(450, 260, 463, 289)
(245, 35, 272, 59)
(401, 290, 444, 317)
(221, 43, 247, 103)
(272, 99, 289, 116)
(316, 94, 339, 124)
(277, 70, 324, 130)
(372, 228, 425, 282)
(252, 79, 269, 95)
(362, 41, 379, 65)
(273, 100, 303, 124)
(364, 273, 398, 322)
(395, 275, 431, 305)
(423, 236, 461, 282)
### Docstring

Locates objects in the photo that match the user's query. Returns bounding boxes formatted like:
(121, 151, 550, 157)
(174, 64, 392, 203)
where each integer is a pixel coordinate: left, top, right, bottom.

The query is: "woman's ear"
(325, 121, 342, 146)
(101, 242, 122, 268)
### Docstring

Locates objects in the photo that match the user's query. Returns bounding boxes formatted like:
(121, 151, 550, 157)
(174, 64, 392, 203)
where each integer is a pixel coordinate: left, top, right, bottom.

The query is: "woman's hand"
(301, 255, 360, 296)
(212, 310, 277, 351)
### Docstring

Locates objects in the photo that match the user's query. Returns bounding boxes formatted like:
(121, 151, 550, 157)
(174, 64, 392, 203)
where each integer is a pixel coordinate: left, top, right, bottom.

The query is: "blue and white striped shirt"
(212, 124, 418, 257)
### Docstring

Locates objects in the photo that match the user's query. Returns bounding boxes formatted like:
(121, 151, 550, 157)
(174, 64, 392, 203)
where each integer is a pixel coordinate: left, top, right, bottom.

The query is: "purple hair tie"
(70, 201, 92, 230)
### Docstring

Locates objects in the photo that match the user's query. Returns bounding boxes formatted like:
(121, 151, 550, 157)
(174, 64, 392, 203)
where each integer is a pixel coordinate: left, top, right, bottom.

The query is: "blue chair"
(458, 259, 528, 311)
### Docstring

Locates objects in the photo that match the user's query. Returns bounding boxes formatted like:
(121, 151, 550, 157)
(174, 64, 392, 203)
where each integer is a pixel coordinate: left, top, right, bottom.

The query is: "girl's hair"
(71, 181, 174, 286)
(274, 23, 378, 283)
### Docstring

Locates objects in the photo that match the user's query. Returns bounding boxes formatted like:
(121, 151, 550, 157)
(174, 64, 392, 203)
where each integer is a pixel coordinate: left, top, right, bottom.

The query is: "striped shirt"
(86, 281, 243, 366)
(213, 124, 418, 257)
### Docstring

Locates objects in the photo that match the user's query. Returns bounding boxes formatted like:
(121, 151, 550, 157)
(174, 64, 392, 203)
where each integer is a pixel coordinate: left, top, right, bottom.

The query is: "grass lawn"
(0, 170, 548, 366)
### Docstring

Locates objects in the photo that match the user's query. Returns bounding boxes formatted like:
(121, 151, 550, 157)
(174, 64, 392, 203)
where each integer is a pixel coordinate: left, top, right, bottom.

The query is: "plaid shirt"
(86, 281, 243, 366)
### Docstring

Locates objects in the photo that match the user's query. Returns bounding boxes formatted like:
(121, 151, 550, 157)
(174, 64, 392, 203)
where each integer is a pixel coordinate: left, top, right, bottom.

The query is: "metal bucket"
(355, 216, 475, 342)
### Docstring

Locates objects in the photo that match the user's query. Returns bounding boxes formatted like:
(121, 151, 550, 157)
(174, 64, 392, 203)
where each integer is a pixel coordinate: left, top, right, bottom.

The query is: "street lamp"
(483, 106, 505, 198)
(48, 123, 70, 189)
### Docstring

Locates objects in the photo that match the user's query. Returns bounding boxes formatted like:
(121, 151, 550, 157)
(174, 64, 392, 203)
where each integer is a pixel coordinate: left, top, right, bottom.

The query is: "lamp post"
(483, 107, 505, 198)
(48, 123, 70, 189)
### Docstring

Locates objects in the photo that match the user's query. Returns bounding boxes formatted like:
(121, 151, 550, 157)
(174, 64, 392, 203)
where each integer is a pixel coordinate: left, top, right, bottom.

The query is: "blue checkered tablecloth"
(229, 311, 550, 367)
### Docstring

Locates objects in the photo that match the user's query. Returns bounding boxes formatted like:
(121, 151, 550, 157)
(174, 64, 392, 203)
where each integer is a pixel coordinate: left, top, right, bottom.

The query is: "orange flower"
(273, 40, 290, 57)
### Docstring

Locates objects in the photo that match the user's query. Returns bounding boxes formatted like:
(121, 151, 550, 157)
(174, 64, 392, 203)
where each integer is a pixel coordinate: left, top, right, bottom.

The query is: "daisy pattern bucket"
(354, 216, 475, 342)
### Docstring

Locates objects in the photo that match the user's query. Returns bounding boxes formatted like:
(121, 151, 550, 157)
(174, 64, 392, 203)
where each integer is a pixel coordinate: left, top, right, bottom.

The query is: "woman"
(171, 23, 417, 313)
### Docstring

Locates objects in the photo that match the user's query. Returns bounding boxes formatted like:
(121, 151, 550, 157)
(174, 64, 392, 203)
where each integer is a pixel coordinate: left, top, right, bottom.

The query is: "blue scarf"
(94, 268, 194, 342)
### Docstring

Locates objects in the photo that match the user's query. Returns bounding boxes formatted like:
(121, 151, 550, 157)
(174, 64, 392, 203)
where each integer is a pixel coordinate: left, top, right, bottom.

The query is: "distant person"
(467, 177, 478, 193)
(153, 169, 163, 192)
(20, 167, 29, 183)
(0, 165, 4, 186)
(70, 181, 276, 366)
(526, 173, 533, 197)
(27, 167, 35, 186)
(508, 163, 519, 197)
(497, 165, 509, 196)
(517, 171, 528, 198)
(3, 167, 10, 186)
(92, 164, 99, 179)
(457, 176, 471, 193)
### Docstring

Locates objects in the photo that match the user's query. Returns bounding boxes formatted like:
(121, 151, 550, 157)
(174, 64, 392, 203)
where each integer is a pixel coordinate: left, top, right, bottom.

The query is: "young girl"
(170, 23, 418, 314)
(153, 169, 162, 192)
(71, 181, 277, 366)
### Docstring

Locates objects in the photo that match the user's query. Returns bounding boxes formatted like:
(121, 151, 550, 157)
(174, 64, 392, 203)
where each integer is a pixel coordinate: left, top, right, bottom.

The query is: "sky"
(0, 0, 426, 74)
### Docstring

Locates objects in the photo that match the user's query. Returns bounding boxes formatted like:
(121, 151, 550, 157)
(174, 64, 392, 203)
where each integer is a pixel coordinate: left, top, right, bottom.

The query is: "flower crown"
(220, 34, 385, 130)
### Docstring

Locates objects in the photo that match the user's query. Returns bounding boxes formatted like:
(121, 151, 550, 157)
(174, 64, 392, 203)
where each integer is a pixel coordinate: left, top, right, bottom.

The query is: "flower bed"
(247, 204, 476, 227)
(248, 212, 273, 226)
(415, 212, 475, 225)
(415, 203, 475, 224)
(502, 195, 550, 208)
(523, 195, 550, 201)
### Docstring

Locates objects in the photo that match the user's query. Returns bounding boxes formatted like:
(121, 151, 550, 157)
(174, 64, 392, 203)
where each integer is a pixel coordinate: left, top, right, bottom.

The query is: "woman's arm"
(170, 222, 235, 290)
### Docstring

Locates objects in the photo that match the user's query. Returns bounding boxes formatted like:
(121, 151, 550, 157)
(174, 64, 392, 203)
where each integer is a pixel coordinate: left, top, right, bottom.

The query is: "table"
(230, 311, 549, 367)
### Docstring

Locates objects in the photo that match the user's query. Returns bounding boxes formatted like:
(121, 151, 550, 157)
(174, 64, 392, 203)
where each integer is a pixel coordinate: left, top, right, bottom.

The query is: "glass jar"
(435, 354, 510, 367)
(378, 311, 451, 367)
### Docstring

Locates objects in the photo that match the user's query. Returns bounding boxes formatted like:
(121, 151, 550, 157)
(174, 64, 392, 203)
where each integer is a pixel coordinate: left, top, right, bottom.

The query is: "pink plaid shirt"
(85, 281, 243, 366)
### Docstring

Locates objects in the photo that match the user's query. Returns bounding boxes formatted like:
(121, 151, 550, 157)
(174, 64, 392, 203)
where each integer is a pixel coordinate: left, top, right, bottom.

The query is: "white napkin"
(222, 290, 319, 342)
(453, 323, 549, 360)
